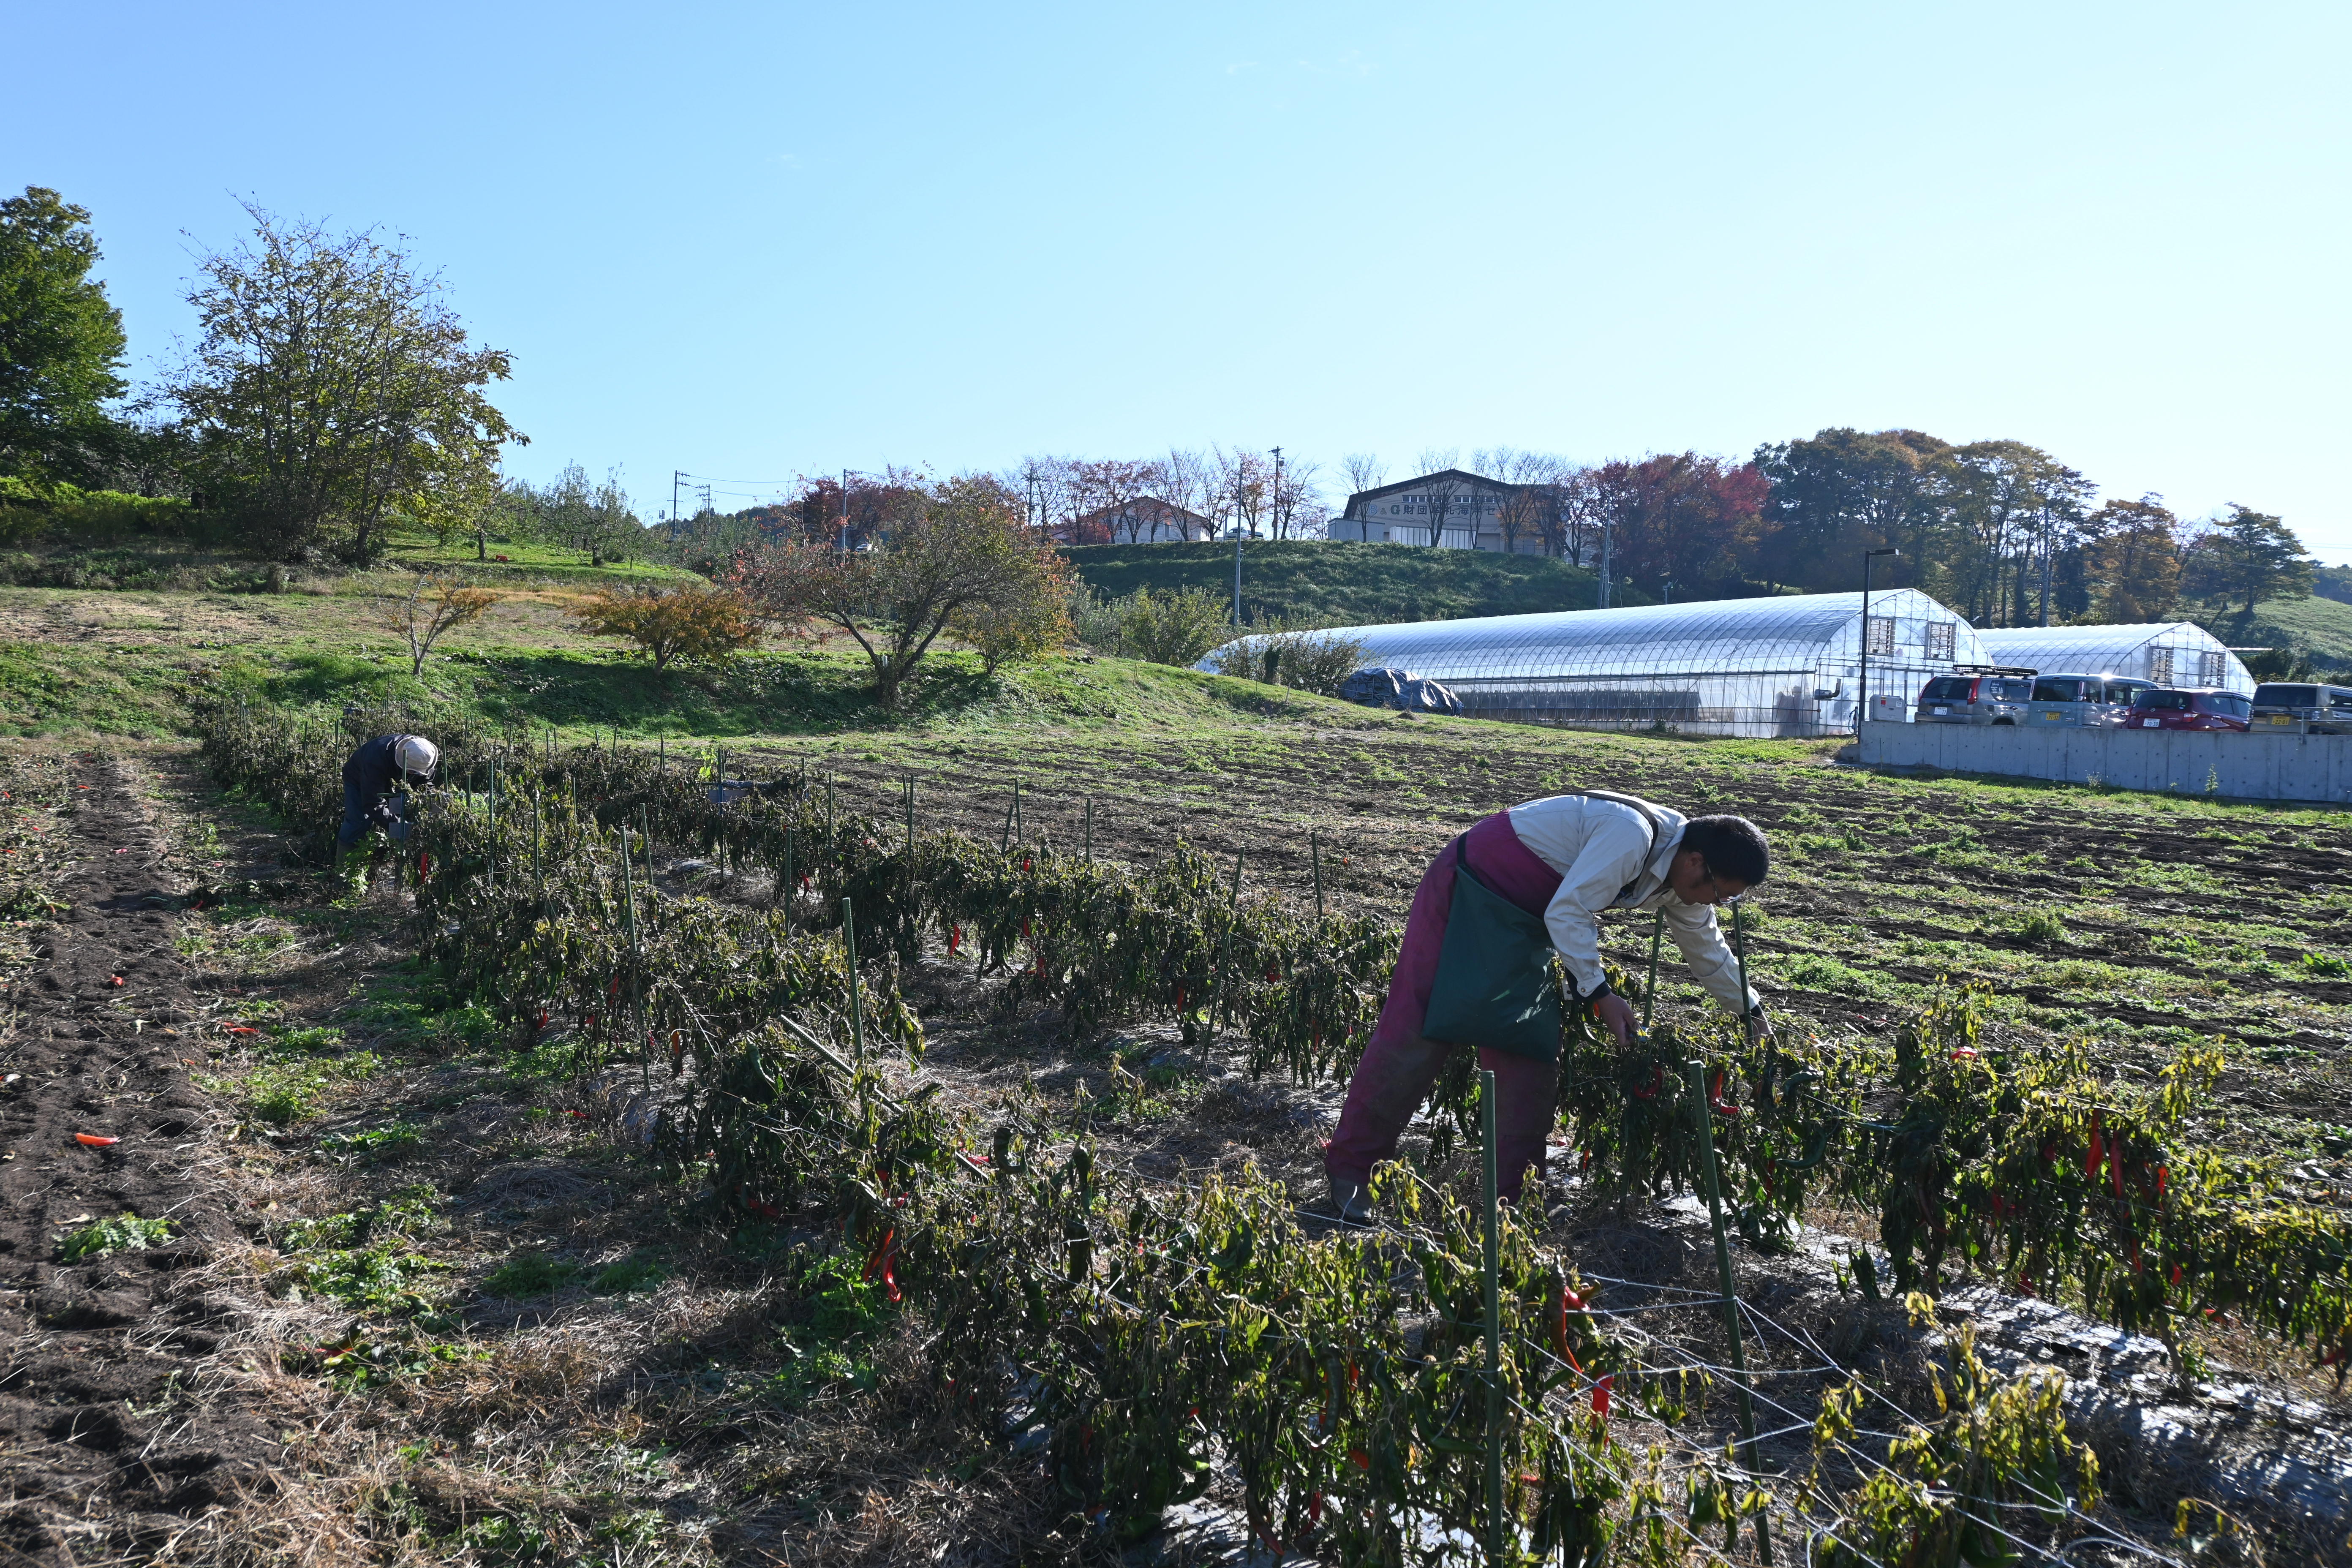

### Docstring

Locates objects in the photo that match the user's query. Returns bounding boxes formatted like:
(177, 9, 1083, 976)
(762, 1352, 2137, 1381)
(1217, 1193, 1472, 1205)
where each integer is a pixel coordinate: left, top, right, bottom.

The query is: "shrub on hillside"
(1075, 584, 1233, 666)
(570, 583, 762, 672)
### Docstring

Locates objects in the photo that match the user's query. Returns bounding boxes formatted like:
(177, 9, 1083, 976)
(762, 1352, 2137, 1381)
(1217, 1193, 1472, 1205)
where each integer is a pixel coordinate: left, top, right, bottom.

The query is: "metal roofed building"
(1196, 589, 1985, 738)
(1972, 624, 2252, 693)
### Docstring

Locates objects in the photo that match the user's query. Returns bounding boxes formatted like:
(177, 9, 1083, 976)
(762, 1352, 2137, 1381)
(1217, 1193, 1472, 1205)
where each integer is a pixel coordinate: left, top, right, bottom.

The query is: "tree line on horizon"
(0, 183, 2326, 636)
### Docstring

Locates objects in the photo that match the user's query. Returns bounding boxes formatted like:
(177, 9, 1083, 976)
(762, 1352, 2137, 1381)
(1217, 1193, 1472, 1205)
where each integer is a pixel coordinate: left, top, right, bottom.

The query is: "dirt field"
(1, 731, 2346, 1565)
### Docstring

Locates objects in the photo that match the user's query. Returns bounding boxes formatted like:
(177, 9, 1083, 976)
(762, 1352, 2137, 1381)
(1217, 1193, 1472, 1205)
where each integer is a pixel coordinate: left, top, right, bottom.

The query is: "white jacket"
(1503, 793, 1759, 1015)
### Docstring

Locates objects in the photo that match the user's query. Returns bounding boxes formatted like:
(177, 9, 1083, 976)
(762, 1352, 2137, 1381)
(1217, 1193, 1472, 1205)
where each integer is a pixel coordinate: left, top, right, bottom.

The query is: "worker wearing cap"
(1323, 791, 1770, 1223)
(338, 734, 440, 860)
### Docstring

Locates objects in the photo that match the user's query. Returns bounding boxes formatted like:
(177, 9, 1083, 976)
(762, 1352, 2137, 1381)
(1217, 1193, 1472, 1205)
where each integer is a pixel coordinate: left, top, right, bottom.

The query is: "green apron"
(1420, 794, 1666, 1063)
(1421, 841, 1563, 1062)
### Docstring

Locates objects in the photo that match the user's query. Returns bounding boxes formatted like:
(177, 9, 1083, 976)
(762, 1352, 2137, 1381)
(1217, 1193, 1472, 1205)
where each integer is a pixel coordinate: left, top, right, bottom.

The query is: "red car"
(2124, 688, 2251, 732)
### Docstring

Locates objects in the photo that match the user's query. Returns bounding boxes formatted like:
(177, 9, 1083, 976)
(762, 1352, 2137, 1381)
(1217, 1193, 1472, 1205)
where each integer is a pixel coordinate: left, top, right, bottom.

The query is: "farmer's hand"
(1593, 993, 1639, 1049)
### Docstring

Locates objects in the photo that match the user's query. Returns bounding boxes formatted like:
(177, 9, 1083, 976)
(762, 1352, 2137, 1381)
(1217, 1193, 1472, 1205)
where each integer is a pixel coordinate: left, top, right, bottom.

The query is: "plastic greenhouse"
(1971, 624, 2253, 694)
(1196, 590, 1988, 738)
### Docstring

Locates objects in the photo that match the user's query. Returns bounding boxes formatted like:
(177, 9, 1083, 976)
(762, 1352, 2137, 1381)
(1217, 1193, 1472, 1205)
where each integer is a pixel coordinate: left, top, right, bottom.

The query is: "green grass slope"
(1064, 540, 1629, 626)
(2195, 595, 2352, 676)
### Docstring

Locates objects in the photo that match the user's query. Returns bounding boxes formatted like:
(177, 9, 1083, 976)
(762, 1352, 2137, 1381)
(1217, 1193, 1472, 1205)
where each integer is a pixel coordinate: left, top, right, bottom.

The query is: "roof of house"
(1343, 468, 1521, 517)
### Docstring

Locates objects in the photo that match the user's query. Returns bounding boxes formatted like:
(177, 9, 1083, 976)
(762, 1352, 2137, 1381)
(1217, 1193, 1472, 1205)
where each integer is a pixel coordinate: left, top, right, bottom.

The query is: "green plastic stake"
(1083, 796, 1093, 864)
(1480, 1066, 1505, 1567)
(1642, 910, 1665, 1031)
(843, 896, 865, 1064)
(1686, 1056, 1773, 1565)
(1732, 900, 1759, 1058)
(1311, 830, 1324, 922)
(621, 825, 645, 1088)
(1210, 851, 1245, 1033)
(784, 827, 796, 934)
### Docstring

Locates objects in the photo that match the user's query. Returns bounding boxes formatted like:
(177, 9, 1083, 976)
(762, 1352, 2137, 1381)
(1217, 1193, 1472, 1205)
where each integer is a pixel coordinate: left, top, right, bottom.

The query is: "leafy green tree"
(501, 463, 643, 564)
(2183, 504, 2313, 615)
(0, 187, 128, 483)
(2081, 497, 2181, 622)
(1751, 428, 1951, 591)
(738, 475, 1065, 706)
(167, 204, 521, 566)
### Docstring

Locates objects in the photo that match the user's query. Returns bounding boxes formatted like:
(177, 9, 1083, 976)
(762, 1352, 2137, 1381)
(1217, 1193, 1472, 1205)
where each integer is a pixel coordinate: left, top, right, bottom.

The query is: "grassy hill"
(2194, 594, 2352, 677)
(1063, 540, 1631, 626)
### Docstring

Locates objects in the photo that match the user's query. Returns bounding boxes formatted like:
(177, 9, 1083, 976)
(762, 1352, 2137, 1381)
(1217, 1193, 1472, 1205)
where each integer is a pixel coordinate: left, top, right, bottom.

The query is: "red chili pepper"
(535, 1010, 549, 1031)
(607, 976, 620, 998)
(1348, 1446, 1370, 1471)
(2084, 1114, 2104, 1181)
(2017, 1271, 2034, 1295)
(74, 1133, 118, 1147)
(417, 852, 430, 879)
(566, 1108, 588, 1120)
(1708, 1070, 1740, 1119)
(2170, 1264, 2183, 1286)
(1579, 1147, 1592, 1175)
(1630, 1065, 1663, 1101)
(948, 923, 962, 954)
(222, 1024, 258, 1036)
(1591, 1374, 1612, 1420)
(2110, 1149, 2125, 1198)
(1951, 1047, 1978, 1060)
(669, 1031, 685, 1068)
(2129, 1239, 2142, 1273)
(110, 975, 124, 987)
(1022, 856, 1032, 874)
(2156, 1164, 2168, 1198)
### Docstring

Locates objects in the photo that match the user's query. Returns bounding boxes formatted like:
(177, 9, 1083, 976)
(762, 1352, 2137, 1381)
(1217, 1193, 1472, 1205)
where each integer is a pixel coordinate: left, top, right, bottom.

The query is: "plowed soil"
(0, 755, 273, 1565)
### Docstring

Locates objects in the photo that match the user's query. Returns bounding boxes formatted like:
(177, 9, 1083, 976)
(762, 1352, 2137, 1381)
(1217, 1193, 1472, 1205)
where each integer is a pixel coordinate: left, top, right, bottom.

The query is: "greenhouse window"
(1925, 623, 1956, 660)
(1865, 617, 1895, 656)
(2151, 648, 2175, 684)
(2199, 650, 2227, 685)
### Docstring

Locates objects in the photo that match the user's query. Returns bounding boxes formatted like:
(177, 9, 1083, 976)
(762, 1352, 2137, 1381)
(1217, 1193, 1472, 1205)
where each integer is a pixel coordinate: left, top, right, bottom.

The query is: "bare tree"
(1271, 456, 1323, 539)
(1414, 446, 1459, 476)
(1553, 464, 1605, 564)
(1157, 448, 1214, 539)
(1341, 452, 1388, 497)
(1068, 457, 1157, 542)
(1491, 448, 1565, 555)
(1212, 446, 1272, 539)
(376, 571, 497, 678)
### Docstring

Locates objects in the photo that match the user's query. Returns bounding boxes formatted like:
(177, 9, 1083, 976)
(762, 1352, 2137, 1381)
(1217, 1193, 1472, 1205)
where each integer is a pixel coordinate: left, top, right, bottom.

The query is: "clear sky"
(9, 1, 2349, 561)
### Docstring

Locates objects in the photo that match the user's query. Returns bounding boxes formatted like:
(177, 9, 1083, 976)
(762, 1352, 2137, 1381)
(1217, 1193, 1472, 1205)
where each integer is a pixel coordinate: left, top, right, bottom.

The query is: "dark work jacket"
(344, 735, 427, 800)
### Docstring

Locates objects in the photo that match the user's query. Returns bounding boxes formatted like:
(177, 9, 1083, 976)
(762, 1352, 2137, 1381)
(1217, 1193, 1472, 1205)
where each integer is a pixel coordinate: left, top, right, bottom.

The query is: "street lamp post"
(1857, 547, 1901, 732)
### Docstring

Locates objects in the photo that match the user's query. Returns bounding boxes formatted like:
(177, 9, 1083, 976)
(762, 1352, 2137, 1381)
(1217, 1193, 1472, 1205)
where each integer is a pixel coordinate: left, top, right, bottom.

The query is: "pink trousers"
(1323, 811, 1564, 1202)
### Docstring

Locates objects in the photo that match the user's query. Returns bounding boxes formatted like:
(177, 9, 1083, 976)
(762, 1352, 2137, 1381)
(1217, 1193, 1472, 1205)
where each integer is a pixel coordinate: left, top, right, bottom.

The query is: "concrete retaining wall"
(1858, 724, 2352, 807)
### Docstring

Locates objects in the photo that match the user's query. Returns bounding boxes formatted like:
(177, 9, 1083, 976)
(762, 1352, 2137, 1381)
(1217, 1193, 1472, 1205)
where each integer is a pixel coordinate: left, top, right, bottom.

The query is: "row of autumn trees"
(944, 437, 2318, 629)
(0, 186, 651, 569)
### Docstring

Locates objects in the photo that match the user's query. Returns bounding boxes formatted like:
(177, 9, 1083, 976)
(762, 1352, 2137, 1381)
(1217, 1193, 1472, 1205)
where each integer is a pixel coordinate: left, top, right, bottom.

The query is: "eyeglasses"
(1702, 868, 1748, 906)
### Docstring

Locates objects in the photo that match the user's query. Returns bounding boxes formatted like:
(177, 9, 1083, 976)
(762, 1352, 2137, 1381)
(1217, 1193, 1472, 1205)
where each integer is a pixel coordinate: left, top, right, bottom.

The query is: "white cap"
(392, 736, 440, 777)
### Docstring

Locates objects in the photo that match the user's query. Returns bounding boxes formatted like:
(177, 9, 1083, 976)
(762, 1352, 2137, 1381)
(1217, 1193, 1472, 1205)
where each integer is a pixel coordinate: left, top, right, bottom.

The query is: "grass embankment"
(0, 574, 1353, 740)
(1064, 538, 1631, 625)
(2197, 594, 2352, 677)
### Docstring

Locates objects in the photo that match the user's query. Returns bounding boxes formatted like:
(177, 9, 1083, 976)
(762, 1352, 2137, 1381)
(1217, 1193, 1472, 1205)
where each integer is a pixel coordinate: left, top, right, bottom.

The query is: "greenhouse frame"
(1971, 624, 2254, 694)
(1198, 590, 1989, 738)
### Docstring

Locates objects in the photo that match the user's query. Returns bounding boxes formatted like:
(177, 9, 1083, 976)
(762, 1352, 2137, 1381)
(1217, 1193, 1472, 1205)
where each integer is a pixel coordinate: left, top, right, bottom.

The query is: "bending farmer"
(338, 733, 440, 860)
(1323, 791, 1769, 1222)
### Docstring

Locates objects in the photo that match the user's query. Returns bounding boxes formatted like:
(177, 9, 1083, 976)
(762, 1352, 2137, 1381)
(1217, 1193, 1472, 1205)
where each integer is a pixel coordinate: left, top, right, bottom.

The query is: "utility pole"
(1596, 519, 1613, 609)
(672, 470, 688, 527)
(2039, 505, 2055, 628)
(1270, 446, 1284, 541)
(839, 470, 850, 553)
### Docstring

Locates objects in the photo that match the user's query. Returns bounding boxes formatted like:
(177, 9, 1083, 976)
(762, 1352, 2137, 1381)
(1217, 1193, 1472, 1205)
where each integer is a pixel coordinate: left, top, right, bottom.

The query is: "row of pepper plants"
(534, 720, 2349, 1386)
(195, 706, 2323, 1561)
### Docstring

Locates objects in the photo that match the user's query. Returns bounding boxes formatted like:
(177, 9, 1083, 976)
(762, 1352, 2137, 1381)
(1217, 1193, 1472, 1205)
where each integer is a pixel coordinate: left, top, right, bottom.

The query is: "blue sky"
(9, 1, 2349, 560)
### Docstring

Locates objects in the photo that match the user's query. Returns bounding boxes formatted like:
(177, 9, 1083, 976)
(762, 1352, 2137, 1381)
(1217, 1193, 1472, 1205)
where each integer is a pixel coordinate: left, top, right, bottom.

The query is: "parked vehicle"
(2124, 688, 2251, 732)
(2025, 674, 2156, 727)
(1914, 667, 2037, 724)
(2249, 682, 2352, 734)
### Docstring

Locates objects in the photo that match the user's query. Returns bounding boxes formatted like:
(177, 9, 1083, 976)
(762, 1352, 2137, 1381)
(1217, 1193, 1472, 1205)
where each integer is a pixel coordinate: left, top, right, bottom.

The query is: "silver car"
(1915, 669, 2036, 724)
(2025, 674, 2155, 727)
(2250, 682, 2352, 735)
